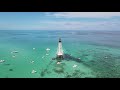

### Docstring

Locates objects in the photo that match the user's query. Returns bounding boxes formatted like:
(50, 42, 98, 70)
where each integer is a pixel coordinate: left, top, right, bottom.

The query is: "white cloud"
(35, 20, 120, 30)
(1, 18, 120, 30)
(46, 12, 120, 18)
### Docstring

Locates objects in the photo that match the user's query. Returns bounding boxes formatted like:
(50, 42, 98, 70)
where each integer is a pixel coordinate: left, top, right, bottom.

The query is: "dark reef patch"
(82, 51, 120, 78)
(9, 69, 13, 71)
(65, 70, 86, 78)
(40, 69, 47, 77)
(53, 64, 64, 74)
(4, 63, 10, 66)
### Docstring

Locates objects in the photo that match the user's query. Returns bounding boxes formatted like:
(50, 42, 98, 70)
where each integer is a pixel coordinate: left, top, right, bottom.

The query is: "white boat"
(30, 61, 34, 63)
(0, 60, 5, 63)
(11, 51, 19, 53)
(46, 48, 50, 51)
(31, 70, 37, 74)
(73, 64, 77, 68)
(33, 48, 35, 50)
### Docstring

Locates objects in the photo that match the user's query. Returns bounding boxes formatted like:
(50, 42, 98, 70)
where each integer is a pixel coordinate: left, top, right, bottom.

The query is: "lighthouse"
(56, 38, 64, 61)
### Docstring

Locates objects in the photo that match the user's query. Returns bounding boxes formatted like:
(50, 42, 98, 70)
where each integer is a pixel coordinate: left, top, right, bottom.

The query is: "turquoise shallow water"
(0, 30, 120, 78)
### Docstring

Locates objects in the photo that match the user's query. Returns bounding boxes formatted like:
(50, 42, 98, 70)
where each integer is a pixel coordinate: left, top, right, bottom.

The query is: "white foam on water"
(46, 54, 49, 55)
(42, 56, 45, 58)
(57, 62, 61, 64)
(12, 55, 16, 58)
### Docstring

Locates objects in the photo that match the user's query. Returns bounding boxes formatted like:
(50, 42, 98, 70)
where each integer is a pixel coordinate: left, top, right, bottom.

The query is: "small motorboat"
(46, 48, 50, 51)
(31, 70, 37, 74)
(0, 60, 5, 63)
(11, 51, 19, 53)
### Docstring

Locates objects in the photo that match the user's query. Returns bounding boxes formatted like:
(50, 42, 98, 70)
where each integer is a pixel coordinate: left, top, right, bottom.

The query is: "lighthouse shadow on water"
(63, 54, 81, 63)
(52, 53, 82, 63)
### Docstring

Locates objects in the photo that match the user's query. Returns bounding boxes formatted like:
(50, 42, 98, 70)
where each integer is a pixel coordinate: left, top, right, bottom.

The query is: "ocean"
(0, 30, 120, 78)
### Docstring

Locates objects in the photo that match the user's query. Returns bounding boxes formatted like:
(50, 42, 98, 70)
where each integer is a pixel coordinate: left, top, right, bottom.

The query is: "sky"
(0, 12, 120, 30)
